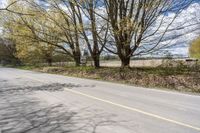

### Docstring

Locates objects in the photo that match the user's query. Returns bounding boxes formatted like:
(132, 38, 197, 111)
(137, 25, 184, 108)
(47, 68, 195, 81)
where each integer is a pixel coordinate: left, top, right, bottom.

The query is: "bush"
(189, 37, 200, 59)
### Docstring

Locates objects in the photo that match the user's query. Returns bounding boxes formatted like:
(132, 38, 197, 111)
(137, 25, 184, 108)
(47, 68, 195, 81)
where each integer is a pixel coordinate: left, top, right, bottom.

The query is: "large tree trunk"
(120, 56, 130, 68)
(46, 58, 52, 66)
(74, 54, 81, 67)
(93, 54, 100, 68)
(45, 54, 53, 66)
(118, 42, 131, 68)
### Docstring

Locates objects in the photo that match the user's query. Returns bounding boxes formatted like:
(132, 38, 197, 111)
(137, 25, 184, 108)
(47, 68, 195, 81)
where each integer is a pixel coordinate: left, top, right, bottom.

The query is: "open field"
(101, 59, 167, 67)
(49, 59, 199, 68)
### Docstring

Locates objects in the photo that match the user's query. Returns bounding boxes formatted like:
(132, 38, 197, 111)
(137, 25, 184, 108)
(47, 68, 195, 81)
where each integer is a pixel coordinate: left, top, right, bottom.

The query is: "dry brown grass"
(28, 65, 200, 93)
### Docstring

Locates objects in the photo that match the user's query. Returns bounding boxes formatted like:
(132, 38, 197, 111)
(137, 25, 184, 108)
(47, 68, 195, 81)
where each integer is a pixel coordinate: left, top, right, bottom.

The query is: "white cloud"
(0, 0, 7, 8)
(140, 2, 200, 58)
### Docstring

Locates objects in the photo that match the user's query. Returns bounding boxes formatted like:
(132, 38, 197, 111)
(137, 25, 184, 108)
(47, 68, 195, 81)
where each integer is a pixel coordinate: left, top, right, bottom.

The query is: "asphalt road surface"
(0, 67, 200, 133)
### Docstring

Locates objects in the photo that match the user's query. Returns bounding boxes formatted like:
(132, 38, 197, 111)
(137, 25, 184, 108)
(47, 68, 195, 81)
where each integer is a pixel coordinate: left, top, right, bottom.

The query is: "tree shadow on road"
(0, 81, 96, 94)
(0, 83, 80, 93)
(0, 82, 127, 133)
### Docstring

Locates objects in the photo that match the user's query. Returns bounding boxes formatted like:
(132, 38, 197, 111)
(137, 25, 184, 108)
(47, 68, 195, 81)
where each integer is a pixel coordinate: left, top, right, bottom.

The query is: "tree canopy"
(0, 0, 195, 67)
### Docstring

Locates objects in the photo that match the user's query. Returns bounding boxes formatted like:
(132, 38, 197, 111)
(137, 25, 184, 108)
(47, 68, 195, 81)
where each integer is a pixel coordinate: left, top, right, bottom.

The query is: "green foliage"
(0, 38, 20, 65)
(2, 7, 58, 65)
(190, 37, 200, 59)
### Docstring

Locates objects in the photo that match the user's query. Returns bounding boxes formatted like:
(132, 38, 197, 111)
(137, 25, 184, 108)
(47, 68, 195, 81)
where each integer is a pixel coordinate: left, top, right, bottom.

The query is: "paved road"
(0, 67, 200, 133)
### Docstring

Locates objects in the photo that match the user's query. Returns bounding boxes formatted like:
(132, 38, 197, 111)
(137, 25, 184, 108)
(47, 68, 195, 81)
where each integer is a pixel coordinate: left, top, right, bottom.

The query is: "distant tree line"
(0, 38, 20, 65)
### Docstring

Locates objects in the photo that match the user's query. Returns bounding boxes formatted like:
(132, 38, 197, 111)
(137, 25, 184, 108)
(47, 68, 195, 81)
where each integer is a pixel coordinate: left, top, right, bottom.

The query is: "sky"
(0, 0, 200, 58)
(0, 0, 7, 8)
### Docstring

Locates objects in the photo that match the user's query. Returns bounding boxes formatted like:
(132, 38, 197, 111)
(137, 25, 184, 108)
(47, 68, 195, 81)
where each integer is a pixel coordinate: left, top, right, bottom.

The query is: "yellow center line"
(64, 88, 200, 132)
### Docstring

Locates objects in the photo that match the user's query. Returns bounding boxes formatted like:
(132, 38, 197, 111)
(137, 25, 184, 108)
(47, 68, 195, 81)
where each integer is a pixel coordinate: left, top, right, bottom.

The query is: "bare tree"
(38, 0, 109, 68)
(26, 0, 83, 66)
(5, 0, 83, 66)
(103, 0, 192, 67)
(74, 0, 109, 68)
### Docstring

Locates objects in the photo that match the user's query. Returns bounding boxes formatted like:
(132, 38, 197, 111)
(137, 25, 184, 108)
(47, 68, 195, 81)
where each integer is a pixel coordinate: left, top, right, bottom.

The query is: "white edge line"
(19, 75, 200, 131)
(64, 88, 200, 132)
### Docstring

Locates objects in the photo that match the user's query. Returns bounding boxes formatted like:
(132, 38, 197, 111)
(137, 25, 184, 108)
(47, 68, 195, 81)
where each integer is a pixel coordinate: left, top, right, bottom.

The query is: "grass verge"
(15, 65, 200, 94)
